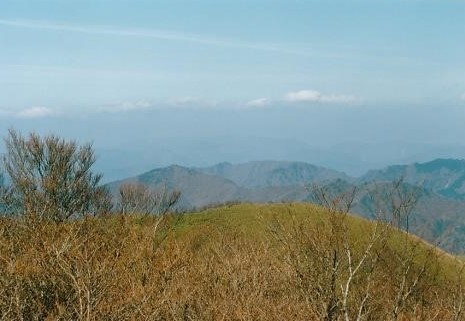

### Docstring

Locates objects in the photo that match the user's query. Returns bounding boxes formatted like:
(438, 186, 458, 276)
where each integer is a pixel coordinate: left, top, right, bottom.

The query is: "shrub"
(2, 129, 111, 221)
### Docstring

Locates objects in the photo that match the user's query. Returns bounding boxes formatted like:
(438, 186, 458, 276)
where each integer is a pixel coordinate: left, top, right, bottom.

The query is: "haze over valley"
(1, 1, 465, 181)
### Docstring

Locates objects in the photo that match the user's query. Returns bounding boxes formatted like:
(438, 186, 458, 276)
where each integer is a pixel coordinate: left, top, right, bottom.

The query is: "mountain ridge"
(106, 158, 465, 253)
(360, 158, 465, 199)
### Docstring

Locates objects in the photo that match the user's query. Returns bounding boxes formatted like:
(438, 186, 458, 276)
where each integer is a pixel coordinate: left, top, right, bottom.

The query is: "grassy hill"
(105, 159, 465, 254)
(106, 161, 348, 209)
(1, 203, 463, 320)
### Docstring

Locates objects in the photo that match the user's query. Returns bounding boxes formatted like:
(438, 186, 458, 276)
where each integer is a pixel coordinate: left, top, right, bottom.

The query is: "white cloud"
(460, 93, 465, 101)
(101, 100, 153, 112)
(167, 96, 201, 106)
(16, 106, 56, 118)
(285, 90, 322, 102)
(244, 98, 271, 108)
(167, 97, 219, 108)
(319, 94, 358, 103)
(285, 89, 357, 104)
(100, 97, 219, 112)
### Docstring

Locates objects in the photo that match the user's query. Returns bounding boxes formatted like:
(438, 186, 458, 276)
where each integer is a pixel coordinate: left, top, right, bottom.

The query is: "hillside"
(106, 165, 243, 208)
(107, 161, 338, 208)
(109, 158, 465, 206)
(1, 203, 463, 320)
(352, 182, 465, 253)
(199, 160, 351, 188)
(106, 159, 465, 253)
(361, 158, 465, 199)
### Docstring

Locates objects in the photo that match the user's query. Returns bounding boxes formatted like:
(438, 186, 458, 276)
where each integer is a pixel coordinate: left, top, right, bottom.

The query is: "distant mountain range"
(107, 158, 465, 253)
(361, 158, 465, 199)
(106, 161, 350, 207)
(200, 161, 353, 188)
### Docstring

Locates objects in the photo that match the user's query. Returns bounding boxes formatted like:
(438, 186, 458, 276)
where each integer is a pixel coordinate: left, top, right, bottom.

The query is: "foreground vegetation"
(1, 203, 464, 320)
(1, 131, 464, 320)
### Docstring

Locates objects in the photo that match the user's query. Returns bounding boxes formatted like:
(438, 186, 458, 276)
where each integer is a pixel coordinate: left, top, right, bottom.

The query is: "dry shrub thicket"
(270, 186, 465, 320)
(1, 129, 112, 221)
(117, 182, 181, 216)
(1, 130, 465, 320)
(0, 203, 464, 320)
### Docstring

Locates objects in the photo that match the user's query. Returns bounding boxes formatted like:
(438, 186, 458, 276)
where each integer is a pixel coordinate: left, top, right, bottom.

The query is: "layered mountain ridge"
(107, 158, 465, 253)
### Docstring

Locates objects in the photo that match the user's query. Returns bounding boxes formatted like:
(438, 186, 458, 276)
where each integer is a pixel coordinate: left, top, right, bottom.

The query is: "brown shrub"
(0, 204, 463, 320)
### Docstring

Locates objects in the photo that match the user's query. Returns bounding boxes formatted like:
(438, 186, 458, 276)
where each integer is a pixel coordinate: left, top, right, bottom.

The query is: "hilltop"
(1, 203, 463, 320)
(106, 160, 350, 208)
(107, 159, 465, 253)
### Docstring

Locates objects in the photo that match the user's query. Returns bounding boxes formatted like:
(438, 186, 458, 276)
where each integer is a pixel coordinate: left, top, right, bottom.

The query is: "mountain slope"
(108, 161, 348, 209)
(2, 203, 462, 320)
(107, 165, 243, 208)
(106, 158, 465, 253)
(199, 160, 351, 188)
(361, 158, 465, 199)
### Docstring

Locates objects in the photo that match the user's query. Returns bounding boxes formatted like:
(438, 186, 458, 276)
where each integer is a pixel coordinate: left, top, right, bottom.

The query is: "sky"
(0, 0, 465, 180)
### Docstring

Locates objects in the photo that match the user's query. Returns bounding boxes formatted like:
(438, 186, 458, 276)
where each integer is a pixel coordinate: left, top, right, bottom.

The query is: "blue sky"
(1, 0, 464, 113)
(0, 1, 465, 179)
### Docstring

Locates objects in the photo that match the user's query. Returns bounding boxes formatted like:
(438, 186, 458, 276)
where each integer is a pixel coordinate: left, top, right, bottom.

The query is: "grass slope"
(0, 203, 463, 320)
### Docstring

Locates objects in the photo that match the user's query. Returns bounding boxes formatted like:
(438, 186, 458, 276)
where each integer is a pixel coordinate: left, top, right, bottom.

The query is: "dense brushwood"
(0, 203, 463, 320)
(1, 129, 111, 221)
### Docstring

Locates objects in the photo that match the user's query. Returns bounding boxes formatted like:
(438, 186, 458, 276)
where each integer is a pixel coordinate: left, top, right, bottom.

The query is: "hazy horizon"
(1, 0, 464, 181)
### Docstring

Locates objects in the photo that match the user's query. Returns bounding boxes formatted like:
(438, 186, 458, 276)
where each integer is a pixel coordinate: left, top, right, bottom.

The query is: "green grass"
(176, 202, 327, 235)
(175, 202, 463, 280)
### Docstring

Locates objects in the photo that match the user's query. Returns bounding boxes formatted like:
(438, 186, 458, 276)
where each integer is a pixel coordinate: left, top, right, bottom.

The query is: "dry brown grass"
(0, 203, 463, 320)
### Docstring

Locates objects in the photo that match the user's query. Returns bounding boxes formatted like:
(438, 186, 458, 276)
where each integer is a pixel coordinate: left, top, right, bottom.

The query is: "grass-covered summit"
(1, 203, 463, 320)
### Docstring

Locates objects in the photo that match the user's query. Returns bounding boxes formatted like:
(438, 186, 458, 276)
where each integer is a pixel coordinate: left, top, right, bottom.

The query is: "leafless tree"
(269, 179, 439, 320)
(368, 177, 420, 233)
(310, 182, 357, 215)
(270, 184, 387, 321)
(118, 182, 180, 215)
(2, 129, 111, 221)
(0, 181, 15, 216)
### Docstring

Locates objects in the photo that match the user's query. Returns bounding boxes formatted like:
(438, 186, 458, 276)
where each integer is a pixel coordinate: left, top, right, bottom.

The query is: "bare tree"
(268, 179, 439, 320)
(310, 182, 357, 216)
(118, 182, 180, 215)
(270, 184, 387, 321)
(0, 172, 13, 214)
(2, 129, 111, 221)
(270, 218, 387, 320)
(368, 177, 421, 233)
(313, 184, 388, 321)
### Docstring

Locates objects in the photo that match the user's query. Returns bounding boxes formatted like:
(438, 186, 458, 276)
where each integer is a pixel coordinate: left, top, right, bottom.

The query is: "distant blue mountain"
(361, 158, 465, 199)
(198, 160, 352, 188)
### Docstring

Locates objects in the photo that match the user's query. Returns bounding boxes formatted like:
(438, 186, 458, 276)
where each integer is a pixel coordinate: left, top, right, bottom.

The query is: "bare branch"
(2, 129, 110, 221)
